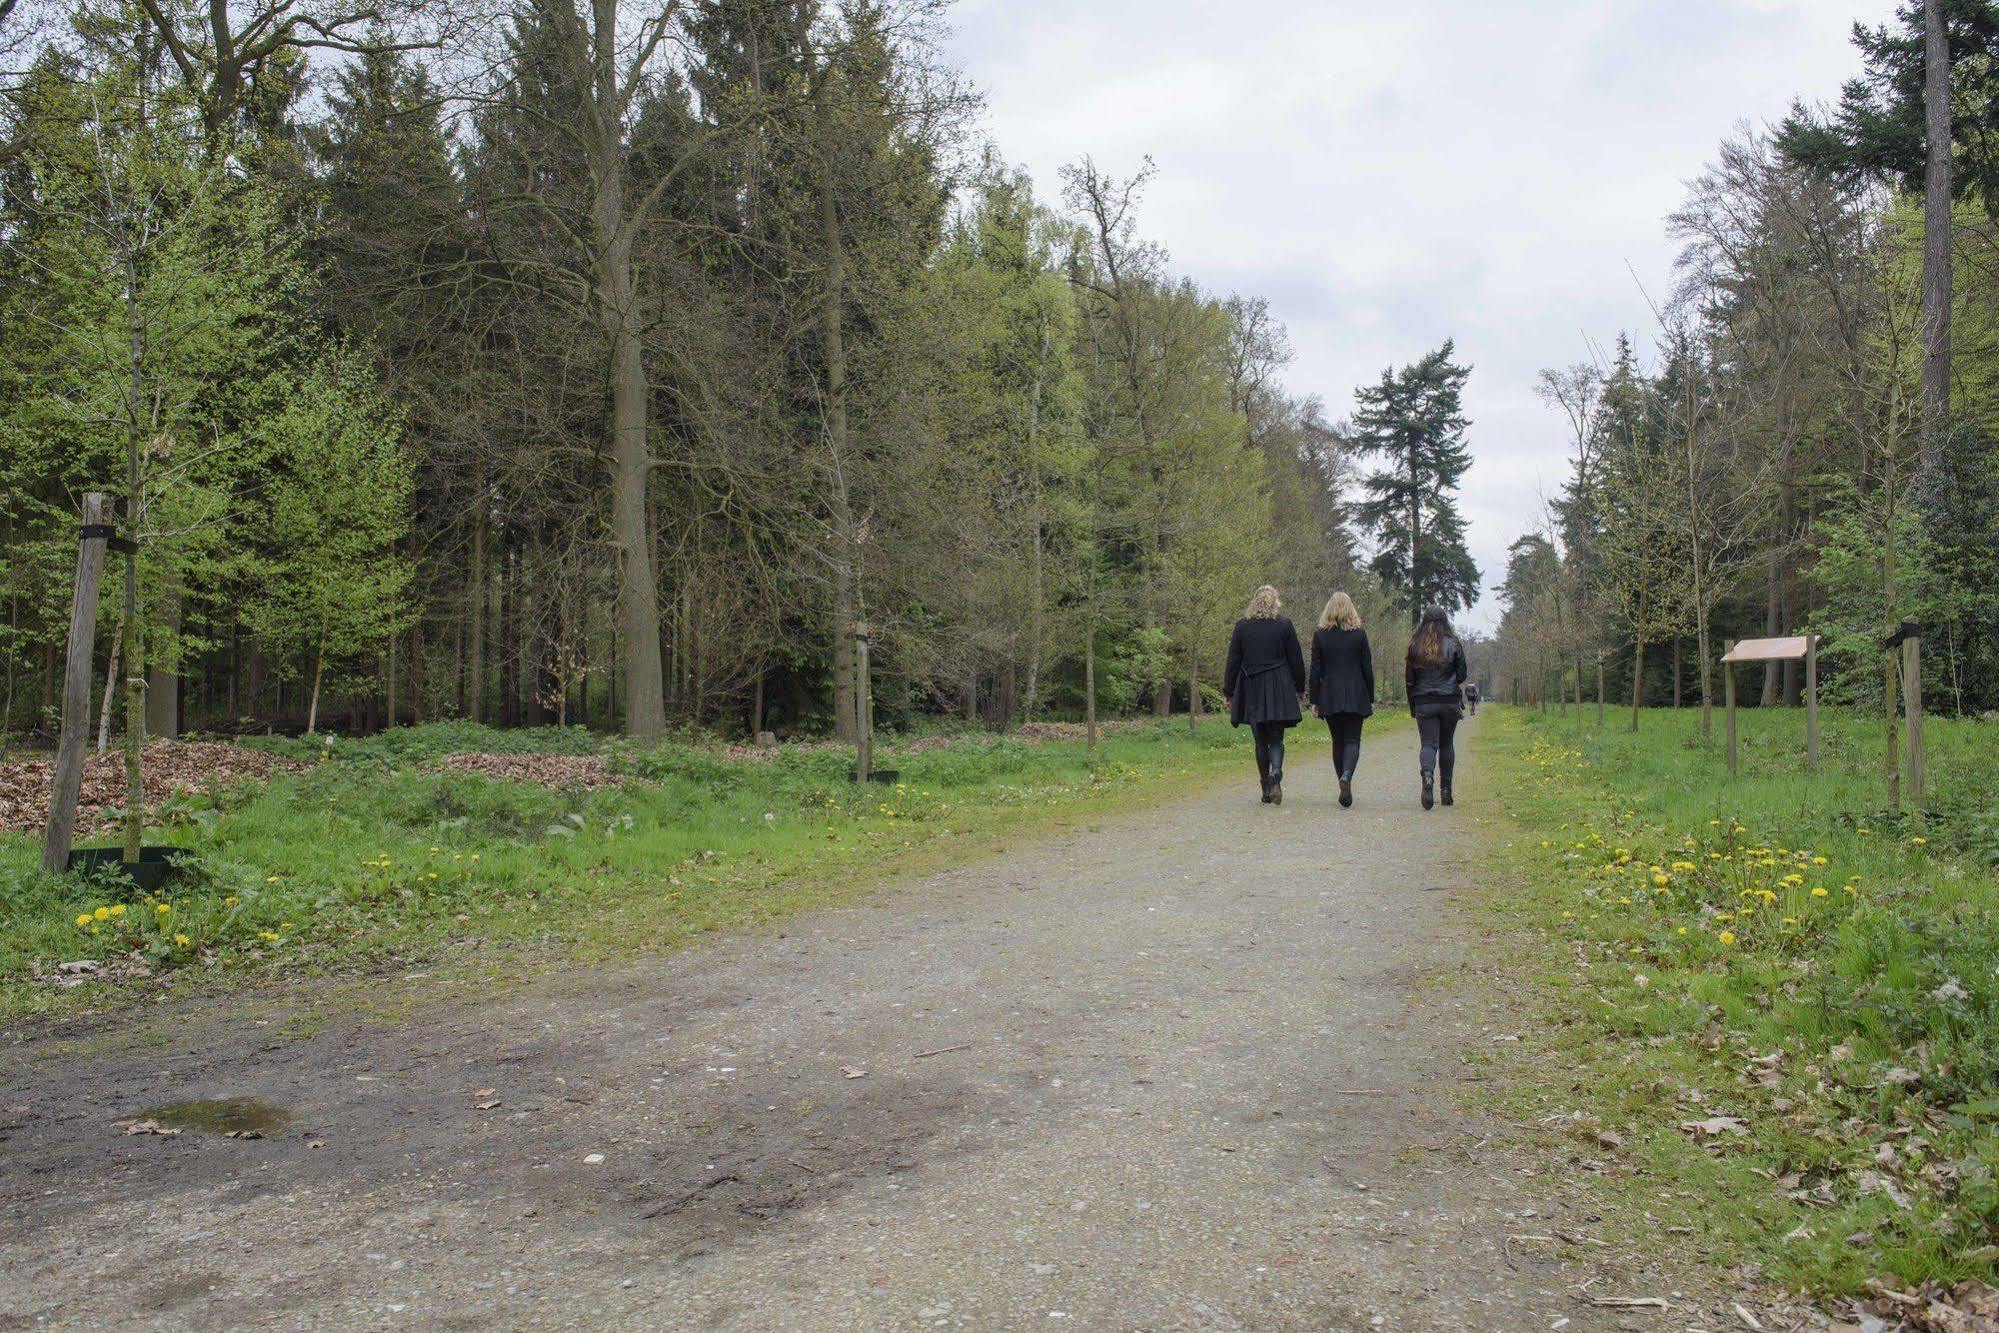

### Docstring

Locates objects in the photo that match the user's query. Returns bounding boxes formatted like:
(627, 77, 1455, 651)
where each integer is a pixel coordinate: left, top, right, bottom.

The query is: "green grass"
(0, 718, 1259, 1019)
(1477, 702, 1999, 1297)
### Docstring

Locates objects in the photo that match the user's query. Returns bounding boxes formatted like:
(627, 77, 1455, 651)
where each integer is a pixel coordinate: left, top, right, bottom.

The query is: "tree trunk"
(1630, 636, 1644, 732)
(145, 598, 178, 739)
(306, 636, 325, 735)
(121, 249, 146, 864)
(600, 217, 666, 738)
(467, 478, 486, 723)
(819, 113, 860, 744)
(1023, 328, 1046, 724)
(97, 608, 125, 755)
(1672, 636, 1683, 709)
(1920, 0, 1953, 476)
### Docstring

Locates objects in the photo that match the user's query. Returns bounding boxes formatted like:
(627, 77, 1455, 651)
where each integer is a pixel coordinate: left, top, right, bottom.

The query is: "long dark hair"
(1406, 605, 1455, 670)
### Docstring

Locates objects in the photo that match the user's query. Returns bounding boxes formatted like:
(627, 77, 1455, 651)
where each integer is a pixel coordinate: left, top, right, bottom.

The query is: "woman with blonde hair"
(1223, 585, 1305, 804)
(1307, 591, 1374, 808)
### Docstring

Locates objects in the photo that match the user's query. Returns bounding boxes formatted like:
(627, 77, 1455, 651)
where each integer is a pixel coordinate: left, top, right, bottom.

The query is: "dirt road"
(2, 719, 1712, 1329)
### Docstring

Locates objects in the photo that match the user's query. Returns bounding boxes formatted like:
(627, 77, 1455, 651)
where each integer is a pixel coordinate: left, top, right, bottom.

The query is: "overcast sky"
(940, 0, 1897, 630)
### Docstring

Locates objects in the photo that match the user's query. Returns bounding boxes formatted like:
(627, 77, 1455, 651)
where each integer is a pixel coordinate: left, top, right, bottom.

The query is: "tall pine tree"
(1352, 341, 1480, 618)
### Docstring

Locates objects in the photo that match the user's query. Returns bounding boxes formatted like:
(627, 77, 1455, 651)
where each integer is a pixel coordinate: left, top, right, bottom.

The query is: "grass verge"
(1, 717, 1254, 1020)
(1474, 702, 1999, 1299)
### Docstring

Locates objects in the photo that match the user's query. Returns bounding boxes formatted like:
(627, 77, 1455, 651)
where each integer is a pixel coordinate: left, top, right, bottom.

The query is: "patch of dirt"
(0, 741, 303, 835)
(425, 752, 618, 789)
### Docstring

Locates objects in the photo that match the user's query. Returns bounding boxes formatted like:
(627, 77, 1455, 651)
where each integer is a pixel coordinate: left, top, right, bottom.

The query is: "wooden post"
(1903, 631, 1924, 808)
(42, 494, 111, 875)
(1723, 641, 1737, 778)
(1805, 634, 1819, 768)
(854, 622, 873, 782)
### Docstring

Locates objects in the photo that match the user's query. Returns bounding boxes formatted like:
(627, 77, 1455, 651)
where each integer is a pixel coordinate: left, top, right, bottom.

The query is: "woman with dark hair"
(1224, 585, 1306, 805)
(1308, 591, 1373, 808)
(1404, 605, 1468, 810)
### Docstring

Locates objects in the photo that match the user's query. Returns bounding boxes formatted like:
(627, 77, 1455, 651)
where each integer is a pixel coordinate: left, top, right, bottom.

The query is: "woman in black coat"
(1223, 585, 1306, 805)
(1307, 591, 1373, 808)
(1404, 604, 1469, 810)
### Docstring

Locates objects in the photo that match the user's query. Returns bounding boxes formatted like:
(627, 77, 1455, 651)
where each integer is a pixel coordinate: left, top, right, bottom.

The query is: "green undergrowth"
(1, 718, 1249, 1018)
(1477, 703, 1999, 1297)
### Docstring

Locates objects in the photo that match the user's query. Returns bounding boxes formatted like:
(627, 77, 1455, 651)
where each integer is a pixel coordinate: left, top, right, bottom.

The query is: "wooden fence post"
(41, 494, 110, 875)
(853, 622, 873, 782)
(1723, 640, 1737, 778)
(1902, 631, 1924, 808)
(1805, 634, 1819, 768)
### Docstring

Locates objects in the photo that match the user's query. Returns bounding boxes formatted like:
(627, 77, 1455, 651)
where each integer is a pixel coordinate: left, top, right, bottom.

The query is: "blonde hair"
(1319, 591, 1361, 631)
(1244, 585, 1282, 620)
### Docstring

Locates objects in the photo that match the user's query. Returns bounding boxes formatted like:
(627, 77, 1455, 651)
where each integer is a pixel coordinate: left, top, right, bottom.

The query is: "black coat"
(1405, 634, 1469, 719)
(1308, 626, 1374, 718)
(1224, 616, 1305, 727)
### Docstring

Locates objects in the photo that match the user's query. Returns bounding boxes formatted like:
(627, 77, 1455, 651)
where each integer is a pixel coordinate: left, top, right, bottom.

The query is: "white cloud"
(943, 0, 1894, 628)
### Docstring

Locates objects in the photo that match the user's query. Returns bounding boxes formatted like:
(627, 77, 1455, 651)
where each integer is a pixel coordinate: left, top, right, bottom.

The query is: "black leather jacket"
(1405, 635, 1468, 716)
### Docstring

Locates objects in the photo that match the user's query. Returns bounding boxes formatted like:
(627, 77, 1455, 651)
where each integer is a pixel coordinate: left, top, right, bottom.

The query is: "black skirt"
(1231, 662, 1303, 728)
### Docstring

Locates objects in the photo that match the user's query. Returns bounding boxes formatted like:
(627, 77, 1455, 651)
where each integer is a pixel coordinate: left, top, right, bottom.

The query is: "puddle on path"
(137, 1097, 292, 1136)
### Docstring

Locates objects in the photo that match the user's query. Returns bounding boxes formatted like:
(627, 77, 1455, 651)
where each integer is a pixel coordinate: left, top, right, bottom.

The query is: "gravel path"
(1, 716, 1709, 1330)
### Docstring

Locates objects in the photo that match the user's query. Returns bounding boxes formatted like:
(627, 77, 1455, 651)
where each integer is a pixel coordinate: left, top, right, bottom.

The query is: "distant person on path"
(1404, 605, 1469, 810)
(1307, 591, 1374, 809)
(1464, 682, 1480, 716)
(1223, 585, 1306, 805)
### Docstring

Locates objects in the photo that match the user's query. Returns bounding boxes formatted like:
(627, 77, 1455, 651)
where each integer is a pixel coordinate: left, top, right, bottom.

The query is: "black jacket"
(1224, 616, 1305, 728)
(1308, 626, 1374, 718)
(1405, 634, 1468, 719)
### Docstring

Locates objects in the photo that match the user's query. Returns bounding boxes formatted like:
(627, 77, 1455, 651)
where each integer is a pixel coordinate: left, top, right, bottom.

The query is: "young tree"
(246, 354, 414, 732)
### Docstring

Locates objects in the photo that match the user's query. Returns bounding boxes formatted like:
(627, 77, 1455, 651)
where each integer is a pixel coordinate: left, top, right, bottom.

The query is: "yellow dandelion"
(1717, 931, 1737, 946)
(1811, 887, 1828, 898)
(75, 913, 93, 928)
(92, 906, 110, 921)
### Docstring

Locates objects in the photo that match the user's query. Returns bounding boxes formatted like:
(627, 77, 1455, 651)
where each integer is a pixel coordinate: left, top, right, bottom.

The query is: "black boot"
(1440, 780, 1454, 807)
(1269, 773, 1283, 805)
(1259, 777, 1272, 804)
(1338, 777, 1352, 808)
(1421, 773, 1435, 810)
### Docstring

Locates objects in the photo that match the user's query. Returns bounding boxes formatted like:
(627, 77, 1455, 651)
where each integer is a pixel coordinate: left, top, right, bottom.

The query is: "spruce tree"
(1351, 341, 1480, 618)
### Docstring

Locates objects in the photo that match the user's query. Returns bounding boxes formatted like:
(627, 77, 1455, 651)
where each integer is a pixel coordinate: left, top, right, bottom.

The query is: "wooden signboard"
(1718, 635, 1820, 776)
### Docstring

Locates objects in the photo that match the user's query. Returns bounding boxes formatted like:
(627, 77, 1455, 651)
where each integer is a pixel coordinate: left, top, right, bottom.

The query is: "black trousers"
(1324, 712, 1364, 779)
(1251, 721, 1287, 788)
(1417, 713, 1459, 783)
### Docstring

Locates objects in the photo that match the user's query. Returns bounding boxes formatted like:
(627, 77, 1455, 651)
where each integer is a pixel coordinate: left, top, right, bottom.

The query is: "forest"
(1489, 1, 1999, 739)
(0, 0, 1493, 752)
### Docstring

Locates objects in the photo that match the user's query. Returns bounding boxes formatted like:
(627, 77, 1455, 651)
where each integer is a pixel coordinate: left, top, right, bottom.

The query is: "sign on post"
(1718, 635, 1821, 778)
